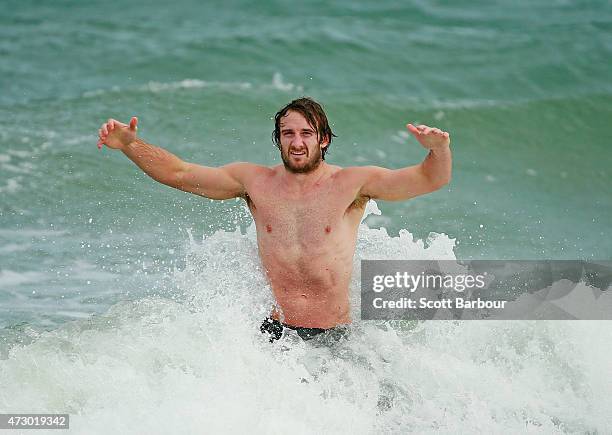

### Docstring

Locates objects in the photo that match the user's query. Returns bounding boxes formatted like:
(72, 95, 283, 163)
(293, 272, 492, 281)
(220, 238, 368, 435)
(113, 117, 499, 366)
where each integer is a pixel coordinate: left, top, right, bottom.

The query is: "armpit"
(348, 195, 369, 211)
(243, 192, 256, 210)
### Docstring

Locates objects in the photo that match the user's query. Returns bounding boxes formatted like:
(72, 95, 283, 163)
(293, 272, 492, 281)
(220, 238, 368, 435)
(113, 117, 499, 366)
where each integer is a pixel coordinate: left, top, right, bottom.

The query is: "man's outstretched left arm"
(356, 124, 452, 201)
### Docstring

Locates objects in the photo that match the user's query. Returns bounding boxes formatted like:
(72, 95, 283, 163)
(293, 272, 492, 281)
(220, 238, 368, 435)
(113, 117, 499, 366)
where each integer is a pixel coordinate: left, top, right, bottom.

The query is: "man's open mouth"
(290, 151, 306, 156)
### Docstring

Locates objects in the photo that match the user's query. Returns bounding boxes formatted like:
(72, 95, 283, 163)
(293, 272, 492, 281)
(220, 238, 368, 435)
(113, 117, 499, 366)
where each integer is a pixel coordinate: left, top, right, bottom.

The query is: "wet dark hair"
(272, 97, 337, 160)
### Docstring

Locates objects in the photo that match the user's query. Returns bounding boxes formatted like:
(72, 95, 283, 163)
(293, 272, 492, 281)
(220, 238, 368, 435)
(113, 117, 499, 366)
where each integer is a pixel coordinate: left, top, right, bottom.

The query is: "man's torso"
(244, 164, 367, 328)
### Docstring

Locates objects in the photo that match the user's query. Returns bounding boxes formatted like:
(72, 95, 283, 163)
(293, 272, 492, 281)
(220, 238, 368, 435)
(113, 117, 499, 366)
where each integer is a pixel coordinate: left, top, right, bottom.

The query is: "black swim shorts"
(260, 317, 347, 342)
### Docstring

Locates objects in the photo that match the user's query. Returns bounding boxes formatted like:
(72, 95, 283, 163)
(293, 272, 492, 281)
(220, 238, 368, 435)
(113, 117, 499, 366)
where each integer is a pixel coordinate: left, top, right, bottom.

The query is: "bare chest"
(244, 174, 362, 249)
(250, 185, 347, 244)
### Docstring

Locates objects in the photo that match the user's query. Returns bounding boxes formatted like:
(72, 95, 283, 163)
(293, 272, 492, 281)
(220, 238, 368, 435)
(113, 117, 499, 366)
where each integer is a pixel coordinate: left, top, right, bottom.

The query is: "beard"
(281, 146, 323, 174)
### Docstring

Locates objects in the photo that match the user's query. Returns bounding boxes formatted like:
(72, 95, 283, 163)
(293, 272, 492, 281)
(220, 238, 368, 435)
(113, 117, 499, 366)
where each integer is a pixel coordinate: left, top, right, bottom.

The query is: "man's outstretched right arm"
(97, 117, 247, 200)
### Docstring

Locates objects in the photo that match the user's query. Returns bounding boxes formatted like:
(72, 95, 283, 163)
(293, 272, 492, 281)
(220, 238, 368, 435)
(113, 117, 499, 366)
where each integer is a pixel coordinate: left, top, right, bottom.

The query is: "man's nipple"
(325, 225, 331, 234)
(266, 224, 272, 233)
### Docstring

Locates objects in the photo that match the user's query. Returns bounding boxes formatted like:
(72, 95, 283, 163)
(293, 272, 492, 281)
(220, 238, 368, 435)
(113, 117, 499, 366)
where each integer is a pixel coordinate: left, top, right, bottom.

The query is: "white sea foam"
(7, 149, 32, 158)
(144, 79, 253, 93)
(1, 162, 34, 174)
(0, 228, 68, 238)
(0, 270, 47, 288)
(82, 74, 302, 98)
(64, 135, 96, 146)
(0, 177, 22, 194)
(0, 202, 608, 433)
(390, 129, 410, 145)
(53, 310, 94, 319)
(267, 72, 304, 93)
(68, 259, 117, 281)
(0, 243, 31, 254)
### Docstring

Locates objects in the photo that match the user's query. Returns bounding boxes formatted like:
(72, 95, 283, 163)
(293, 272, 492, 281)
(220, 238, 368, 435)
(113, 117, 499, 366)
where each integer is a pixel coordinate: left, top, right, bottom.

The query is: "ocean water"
(1, 0, 611, 432)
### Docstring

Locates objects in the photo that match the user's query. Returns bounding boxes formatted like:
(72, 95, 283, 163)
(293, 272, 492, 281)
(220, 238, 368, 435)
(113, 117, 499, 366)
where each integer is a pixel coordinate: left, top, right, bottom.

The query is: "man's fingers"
(129, 117, 138, 131)
(407, 124, 428, 135)
(406, 123, 420, 134)
(409, 124, 449, 136)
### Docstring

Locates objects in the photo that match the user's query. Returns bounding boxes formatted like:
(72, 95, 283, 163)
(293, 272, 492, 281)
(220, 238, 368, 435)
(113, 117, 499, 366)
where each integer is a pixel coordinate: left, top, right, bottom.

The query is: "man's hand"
(97, 117, 139, 150)
(407, 123, 450, 151)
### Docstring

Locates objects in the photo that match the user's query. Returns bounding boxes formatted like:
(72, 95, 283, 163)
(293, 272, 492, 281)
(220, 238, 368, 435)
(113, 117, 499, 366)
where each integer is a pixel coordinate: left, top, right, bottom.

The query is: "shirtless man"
(96, 97, 451, 341)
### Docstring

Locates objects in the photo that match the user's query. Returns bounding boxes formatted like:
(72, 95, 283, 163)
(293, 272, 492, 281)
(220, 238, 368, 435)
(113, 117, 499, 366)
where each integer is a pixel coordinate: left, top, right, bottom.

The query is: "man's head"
(272, 97, 336, 173)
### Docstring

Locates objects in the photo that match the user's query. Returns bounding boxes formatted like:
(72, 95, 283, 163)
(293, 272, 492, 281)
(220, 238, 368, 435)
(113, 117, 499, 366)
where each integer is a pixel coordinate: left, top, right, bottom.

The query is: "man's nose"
(290, 136, 305, 147)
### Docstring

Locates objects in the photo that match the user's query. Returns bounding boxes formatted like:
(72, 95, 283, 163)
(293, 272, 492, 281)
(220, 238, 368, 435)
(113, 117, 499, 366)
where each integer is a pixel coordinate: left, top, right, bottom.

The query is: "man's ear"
(320, 138, 329, 150)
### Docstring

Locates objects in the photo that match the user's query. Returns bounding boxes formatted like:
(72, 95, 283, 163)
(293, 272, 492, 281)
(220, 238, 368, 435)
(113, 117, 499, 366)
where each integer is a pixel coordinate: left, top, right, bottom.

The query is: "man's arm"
(355, 123, 452, 201)
(97, 117, 248, 200)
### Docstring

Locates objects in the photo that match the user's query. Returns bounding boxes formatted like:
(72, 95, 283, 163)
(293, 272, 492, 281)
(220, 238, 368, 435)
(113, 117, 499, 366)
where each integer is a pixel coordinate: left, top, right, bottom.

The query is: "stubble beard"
(281, 146, 323, 174)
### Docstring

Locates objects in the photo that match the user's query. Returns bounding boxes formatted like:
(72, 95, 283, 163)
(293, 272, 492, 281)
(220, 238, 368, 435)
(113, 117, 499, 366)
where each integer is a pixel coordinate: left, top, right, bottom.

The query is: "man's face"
(279, 110, 328, 174)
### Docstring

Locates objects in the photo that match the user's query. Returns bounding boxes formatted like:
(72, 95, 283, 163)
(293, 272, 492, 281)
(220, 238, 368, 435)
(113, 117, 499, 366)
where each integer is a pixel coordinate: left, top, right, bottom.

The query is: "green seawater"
(0, 0, 611, 327)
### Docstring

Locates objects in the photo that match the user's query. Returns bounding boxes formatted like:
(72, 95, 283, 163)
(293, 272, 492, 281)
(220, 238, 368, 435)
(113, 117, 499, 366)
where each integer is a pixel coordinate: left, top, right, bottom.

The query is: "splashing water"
(0, 202, 609, 434)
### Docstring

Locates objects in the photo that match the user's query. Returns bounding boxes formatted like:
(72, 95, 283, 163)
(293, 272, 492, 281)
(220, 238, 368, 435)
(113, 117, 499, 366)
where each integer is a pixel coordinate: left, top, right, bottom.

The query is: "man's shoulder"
(333, 165, 381, 183)
(223, 162, 274, 178)
(332, 165, 391, 202)
(327, 165, 375, 206)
